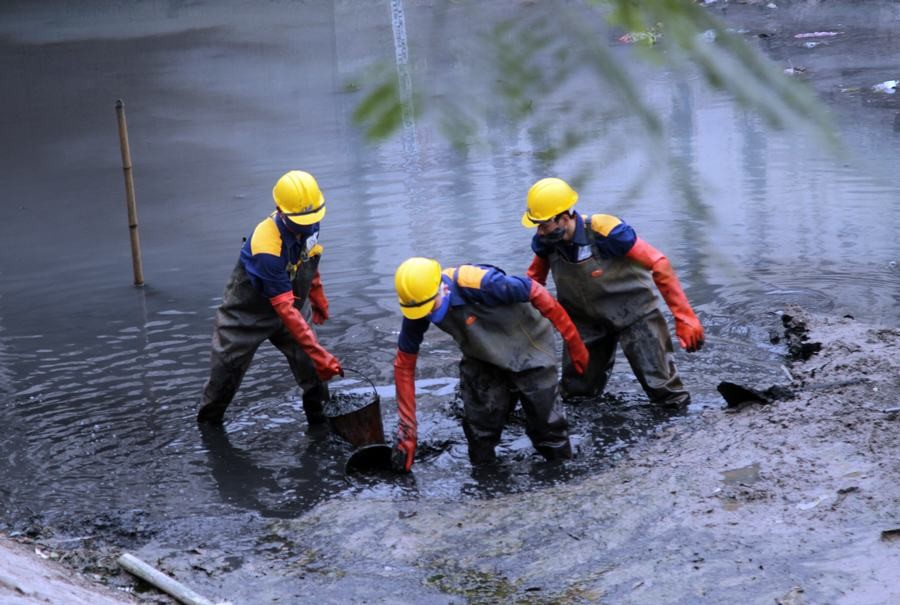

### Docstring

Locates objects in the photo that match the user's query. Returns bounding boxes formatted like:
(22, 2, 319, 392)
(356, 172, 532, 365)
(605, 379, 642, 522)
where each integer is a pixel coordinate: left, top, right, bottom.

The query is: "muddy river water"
(0, 0, 898, 599)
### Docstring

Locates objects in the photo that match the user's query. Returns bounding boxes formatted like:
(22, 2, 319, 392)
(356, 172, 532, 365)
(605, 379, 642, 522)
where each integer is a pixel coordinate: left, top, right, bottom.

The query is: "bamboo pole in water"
(114, 99, 145, 286)
(117, 553, 217, 605)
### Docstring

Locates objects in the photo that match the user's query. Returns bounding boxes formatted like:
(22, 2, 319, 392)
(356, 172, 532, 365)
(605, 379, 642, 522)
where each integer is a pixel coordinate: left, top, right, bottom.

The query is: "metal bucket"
(345, 443, 393, 474)
(324, 370, 385, 449)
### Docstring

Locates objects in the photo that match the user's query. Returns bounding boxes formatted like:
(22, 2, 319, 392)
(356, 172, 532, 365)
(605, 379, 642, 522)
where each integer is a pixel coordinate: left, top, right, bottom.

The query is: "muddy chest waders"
(548, 231, 689, 406)
(198, 254, 327, 423)
(436, 299, 571, 464)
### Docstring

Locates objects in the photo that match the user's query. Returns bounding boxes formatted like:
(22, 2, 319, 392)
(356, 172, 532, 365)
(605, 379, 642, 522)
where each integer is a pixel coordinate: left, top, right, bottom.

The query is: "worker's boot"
(197, 360, 244, 423)
(535, 439, 573, 461)
(467, 442, 498, 466)
(302, 383, 328, 426)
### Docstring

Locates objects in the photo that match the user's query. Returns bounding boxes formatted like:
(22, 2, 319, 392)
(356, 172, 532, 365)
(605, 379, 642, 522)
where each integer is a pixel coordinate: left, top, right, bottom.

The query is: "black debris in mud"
(781, 312, 823, 361)
(717, 381, 796, 412)
(717, 381, 770, 410)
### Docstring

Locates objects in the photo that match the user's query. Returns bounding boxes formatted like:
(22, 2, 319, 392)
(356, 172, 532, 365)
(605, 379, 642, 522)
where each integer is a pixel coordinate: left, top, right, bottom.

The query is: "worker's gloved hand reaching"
(310, 349, 343, 381)
(528, 280, 589, 374)
(675, 314, 704, 353)
(625, 237, 705, 353)
(563, 330, 589, 374)
(392, 421, 416, 473)
(392, 349, 418, 472)
(269, 290, 343, 380)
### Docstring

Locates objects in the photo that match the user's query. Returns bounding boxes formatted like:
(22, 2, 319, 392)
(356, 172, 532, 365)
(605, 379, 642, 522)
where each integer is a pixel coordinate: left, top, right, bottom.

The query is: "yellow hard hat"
(395, 257, 442, 320)
(521, 177, 578, 227)
(273, 170, 326, 225)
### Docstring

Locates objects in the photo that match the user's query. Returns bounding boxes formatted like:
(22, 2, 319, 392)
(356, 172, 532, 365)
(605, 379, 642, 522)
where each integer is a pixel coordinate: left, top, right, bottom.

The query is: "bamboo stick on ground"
(117, 553, 218, 605)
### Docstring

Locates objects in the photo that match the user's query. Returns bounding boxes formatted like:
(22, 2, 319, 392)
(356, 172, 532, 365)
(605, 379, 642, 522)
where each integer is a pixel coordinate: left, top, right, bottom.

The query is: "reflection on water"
(0, 0, 898, 537)
(197, 423, 347, 519)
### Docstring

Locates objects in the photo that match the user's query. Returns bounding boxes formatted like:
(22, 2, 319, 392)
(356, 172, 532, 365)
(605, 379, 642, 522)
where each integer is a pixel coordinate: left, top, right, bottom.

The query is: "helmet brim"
(521, 211, 541, 228)
(283, 205, 326, 226)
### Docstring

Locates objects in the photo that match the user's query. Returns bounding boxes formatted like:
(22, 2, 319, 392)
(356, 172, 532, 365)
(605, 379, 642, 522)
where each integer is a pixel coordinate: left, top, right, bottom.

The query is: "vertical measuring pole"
(389, 0, 418, 157)
(115, 99, 145, 286)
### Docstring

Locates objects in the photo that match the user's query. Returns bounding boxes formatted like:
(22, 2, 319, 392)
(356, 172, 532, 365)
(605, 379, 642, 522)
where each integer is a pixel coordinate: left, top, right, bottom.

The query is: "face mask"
(281, 215, 317, 238)
(538, 227, 566, 245)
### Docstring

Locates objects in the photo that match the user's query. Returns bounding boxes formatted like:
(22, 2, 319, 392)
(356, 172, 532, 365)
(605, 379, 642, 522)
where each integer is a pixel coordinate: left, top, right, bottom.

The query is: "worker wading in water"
(521, 177, 704, 409)
(197, 170, 343, 426)
(390, 257, 589, 471)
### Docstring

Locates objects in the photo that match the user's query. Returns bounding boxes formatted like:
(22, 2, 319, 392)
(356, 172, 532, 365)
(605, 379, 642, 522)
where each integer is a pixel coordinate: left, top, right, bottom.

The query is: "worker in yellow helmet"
(390, 257, 589, 472)
(521, 177, 704, 408)
(197, 170, 342, 426)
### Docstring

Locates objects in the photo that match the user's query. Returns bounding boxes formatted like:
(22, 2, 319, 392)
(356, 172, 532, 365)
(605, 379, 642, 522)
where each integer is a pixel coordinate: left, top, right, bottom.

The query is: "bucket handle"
(341, 367, 379, 396)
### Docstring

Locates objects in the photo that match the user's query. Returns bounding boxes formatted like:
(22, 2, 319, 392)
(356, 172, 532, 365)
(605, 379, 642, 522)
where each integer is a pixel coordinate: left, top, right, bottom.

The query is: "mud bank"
(13, 308, 891, 604)
(243, 308, 900, 604)
(4, 313, 899, 603)
(0, 535, 136, 604)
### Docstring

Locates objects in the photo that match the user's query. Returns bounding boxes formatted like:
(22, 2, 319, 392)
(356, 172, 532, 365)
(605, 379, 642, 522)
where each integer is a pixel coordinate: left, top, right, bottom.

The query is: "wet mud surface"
(1, 0, 899, 603)
(188, 308, 898, 604)
(5, 307, 900, 604)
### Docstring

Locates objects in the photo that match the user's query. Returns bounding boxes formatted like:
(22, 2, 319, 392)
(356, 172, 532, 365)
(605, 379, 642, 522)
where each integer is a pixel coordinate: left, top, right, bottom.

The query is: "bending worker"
(197, 170, 343, 425)
(521, 177, 704, 409)
(390, 257, 589, 471)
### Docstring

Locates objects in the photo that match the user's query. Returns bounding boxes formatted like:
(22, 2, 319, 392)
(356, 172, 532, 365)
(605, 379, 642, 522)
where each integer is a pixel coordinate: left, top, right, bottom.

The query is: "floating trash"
(872, 80, 898, 94)
(618, 26, 662, 45)
(794, 31, 842, 38)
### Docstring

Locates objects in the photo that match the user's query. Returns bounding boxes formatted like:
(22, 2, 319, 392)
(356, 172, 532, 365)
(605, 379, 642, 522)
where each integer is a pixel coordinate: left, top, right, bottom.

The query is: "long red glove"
(308, 271, 329, 325)
(528, 281, 589, 374)
(392, 349, 417, 472)
(526, 254, 550, 286)
(626, 237, 704, 352)
(269, 291, 343, 380)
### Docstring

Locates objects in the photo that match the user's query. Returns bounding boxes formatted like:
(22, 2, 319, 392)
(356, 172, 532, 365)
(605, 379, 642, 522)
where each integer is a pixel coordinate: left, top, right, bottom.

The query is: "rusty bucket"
(324, 369, 385, 449)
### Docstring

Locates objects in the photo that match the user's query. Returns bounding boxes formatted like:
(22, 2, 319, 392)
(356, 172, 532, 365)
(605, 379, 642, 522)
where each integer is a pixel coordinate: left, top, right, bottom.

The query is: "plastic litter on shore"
(872, 80, 898, 94)
(794, 31, 842, 38)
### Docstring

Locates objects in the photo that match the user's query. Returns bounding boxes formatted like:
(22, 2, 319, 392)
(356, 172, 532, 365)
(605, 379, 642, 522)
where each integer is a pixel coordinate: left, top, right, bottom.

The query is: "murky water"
(0, 0, 897, 558)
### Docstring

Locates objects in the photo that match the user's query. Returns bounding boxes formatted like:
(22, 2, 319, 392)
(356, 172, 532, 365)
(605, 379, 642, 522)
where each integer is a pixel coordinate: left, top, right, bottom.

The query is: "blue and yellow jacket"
(531, 212, 637, 262)
(398, 264, 533, 355)
(530, 212, 660, 329)
(239, 213, 323, 299)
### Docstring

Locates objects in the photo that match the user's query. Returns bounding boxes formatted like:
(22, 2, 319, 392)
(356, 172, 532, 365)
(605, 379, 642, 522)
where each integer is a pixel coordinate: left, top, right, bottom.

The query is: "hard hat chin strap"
(283, 200, 325, 217)
(399, 291, 438, 309)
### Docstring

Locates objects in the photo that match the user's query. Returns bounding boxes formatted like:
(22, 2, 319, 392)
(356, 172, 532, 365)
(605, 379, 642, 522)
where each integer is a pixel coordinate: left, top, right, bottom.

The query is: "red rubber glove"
(392, 349, 417, 472)
(308, 271, 329, 325)
(528, 280, 589, 374)
(269, 291, 343, 380)
(526, 254, 550, 286)
(626, 237, 704, 352)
